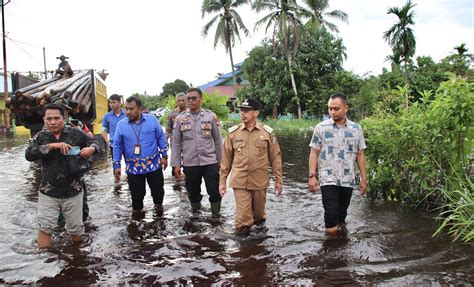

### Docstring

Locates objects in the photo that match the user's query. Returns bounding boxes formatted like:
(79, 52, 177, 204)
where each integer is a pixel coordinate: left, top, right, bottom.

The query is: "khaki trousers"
(234, 188, 267, 230)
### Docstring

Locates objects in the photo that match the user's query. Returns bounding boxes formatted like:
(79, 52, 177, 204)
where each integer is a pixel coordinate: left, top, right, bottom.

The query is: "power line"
(1, 33, 42, 48)
(6, 36, 43, 66)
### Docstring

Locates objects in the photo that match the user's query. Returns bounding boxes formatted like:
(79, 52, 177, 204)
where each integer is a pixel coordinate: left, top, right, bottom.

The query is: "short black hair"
(109, 94, 122, 102)
(44, 103, 66, 116)
(329, 92, 348, 105)
(69, 100, 79, 108)
(186, 87, 203, 98)
(126, 95, 143, 108)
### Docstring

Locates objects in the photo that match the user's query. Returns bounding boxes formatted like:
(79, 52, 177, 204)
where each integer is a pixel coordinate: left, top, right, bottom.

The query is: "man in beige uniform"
(219, 98, 283, 234)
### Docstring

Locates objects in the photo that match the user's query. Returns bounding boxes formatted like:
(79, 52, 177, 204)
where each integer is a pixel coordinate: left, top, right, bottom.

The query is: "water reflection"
(0, 133, 473, 285)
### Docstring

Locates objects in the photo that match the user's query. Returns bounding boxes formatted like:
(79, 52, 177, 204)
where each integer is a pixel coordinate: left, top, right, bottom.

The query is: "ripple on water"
(0, 134, 473, 285)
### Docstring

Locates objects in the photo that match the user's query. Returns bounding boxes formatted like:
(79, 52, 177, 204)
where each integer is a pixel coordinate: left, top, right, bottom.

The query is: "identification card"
(134, 144, 141, 155)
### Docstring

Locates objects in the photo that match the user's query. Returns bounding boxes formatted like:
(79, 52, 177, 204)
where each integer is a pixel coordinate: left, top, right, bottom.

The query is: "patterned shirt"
(309, 118, 366, 188)
(113, 113, 168, 175)
(25, 127, 100, 198)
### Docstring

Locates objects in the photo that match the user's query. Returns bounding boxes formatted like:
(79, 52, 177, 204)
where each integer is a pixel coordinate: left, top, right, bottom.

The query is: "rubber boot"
(191, 201, 201, 213)
(210, 201, 221, 217)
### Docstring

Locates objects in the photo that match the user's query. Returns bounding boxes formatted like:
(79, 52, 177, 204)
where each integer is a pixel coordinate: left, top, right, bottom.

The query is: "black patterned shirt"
(25, 127, 99, 198)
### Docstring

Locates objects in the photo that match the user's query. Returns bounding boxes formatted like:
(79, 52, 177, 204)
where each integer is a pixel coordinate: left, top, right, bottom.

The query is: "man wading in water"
(308, 93, 368, 235)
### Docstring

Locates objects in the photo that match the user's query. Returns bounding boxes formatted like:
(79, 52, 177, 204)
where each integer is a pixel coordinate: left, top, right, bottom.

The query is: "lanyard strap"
(130, 120, 143, 143)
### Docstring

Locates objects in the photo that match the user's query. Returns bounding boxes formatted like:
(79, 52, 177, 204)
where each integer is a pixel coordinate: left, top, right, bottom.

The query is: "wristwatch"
(308, 172, 316, 178)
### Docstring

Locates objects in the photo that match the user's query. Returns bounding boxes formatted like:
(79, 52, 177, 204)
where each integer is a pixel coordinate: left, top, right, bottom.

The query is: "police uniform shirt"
(170, 109, 222, 167)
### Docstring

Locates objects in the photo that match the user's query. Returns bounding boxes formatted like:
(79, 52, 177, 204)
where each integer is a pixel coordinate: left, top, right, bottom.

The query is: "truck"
(8, 69, 109, 148)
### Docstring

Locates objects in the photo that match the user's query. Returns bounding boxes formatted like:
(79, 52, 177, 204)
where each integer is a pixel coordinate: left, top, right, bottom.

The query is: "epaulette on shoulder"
(228, 124, 239, 133)
(263, 124, 273, 134)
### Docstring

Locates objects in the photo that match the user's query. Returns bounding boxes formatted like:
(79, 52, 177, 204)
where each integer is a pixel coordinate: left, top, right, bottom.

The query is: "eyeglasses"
(186, 96, 199, 101)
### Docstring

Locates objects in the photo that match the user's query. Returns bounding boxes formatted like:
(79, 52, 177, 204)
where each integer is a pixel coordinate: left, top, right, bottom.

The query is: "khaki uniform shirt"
(220, 122, 283, 190)
(170, 109, 222, 167)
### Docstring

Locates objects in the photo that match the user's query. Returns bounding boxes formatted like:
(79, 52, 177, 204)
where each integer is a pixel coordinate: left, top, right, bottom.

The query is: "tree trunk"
(288, 52, 301, 119)
(272, 105, 278, 118)
(226, 19, 237, 86)
(404, 58, 409, 109)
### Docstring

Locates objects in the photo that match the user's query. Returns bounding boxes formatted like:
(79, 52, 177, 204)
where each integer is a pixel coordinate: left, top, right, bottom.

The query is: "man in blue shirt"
(102, 94, 127, 159)
(113, 96, 168, 211)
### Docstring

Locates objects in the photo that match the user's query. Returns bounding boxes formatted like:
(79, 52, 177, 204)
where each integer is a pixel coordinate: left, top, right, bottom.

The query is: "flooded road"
(0, 132, 472, 285)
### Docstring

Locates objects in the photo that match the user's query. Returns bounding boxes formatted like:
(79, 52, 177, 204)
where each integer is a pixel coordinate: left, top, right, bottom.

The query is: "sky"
(2, 0, 473, 96)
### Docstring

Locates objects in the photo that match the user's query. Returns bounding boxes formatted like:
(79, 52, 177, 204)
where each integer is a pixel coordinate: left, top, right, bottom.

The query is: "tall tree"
(383, 0, 417, 86)
(252, 0, 305, 118)
(301, 0, 348, 33)
(201, 0, 250, 85)
(159, 79, 189, 98)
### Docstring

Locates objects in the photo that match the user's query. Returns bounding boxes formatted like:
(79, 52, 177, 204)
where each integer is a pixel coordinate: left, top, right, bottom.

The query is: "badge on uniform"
(134, 144, 141, 155)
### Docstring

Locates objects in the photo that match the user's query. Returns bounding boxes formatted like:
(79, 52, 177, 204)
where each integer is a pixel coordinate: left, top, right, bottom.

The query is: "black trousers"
(109, 145, 114, 159)
(183, 163, 221, 204)
(321, 185, 353, 228)
(127, 169, 164, 210)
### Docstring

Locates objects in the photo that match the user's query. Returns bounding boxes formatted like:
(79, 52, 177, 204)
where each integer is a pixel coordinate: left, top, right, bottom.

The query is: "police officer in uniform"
(219, 98, 283, 234)
(171, 88, 223, 216)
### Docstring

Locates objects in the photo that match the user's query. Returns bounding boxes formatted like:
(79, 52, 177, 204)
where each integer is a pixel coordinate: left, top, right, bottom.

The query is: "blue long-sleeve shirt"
(113, 113, 168, 175)
(102, 110, 126, 146)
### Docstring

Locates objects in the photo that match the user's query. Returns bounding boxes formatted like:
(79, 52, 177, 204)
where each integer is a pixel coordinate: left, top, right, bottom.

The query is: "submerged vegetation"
(362, 75, 473, 243)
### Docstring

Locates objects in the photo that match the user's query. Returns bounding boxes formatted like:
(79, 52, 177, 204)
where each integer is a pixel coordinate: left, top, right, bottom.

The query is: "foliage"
(262, 118, 315, 134)
(202, 92, 231, 121)
(159, 79, 189, 98)
(383, 0, 417, 83)
(252, 0, 307, 118)
(300, 0, 348, 33)
(433, 175, 474, 245)
(362, 75, 474, 242)
(237, 41, 292, 117)
(240, 28, 356, 118)
(201, 0, 249, 83)
(132, 93, 167, 111)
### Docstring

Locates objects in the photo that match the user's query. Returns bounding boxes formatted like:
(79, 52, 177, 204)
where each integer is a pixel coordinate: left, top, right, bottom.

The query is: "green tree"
(159, 79, 189, 98)
(295, 28, 350, 116)
(237, 41, 291, 118)
(441, 43, 474, 77)
(300, 0, 348, 33)
(383, 0, 417, 90)
(253, 0, 306, 118)
(201, 0, 250, 85)
(240, 28, 353, 118)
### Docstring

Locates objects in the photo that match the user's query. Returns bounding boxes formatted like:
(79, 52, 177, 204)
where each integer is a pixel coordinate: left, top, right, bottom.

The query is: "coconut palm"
(202, 0, 250, 85)
(300, 0, 348, 33)
(383, 0, 417, 82)
(252, 0, 305, 118)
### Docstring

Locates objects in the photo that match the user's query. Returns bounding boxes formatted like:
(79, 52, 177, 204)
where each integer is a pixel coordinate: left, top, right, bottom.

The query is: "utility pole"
(1, 0, 10, 131)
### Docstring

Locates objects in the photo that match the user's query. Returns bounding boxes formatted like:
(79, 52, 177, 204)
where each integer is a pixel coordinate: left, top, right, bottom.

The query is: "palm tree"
(454, 43, 468, 56)
(253, 0, 305, 118)
(202, 0, 250, 85)
(301, 0, 348, 33)
(383, 0, 417, 83)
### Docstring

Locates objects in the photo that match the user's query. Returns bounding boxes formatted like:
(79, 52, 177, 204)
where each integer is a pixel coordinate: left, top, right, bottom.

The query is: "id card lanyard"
(130, 119, 143, 155)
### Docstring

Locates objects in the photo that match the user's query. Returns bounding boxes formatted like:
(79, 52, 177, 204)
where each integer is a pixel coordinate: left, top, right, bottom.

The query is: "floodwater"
(0, 132, 472, 285)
